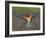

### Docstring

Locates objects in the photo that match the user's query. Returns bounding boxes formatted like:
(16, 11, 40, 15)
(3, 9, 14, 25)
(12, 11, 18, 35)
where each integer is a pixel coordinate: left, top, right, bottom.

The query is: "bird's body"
(22, 14, 32, 23)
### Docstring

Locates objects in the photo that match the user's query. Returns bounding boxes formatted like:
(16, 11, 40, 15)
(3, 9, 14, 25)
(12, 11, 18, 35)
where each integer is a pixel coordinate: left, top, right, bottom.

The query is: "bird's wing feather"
(32, 14, 37, 19)
(16, 16, 27, 21)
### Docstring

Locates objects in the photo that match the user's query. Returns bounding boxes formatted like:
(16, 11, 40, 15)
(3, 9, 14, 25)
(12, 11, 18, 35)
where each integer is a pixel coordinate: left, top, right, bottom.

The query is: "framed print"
(5, 1, 45, 37)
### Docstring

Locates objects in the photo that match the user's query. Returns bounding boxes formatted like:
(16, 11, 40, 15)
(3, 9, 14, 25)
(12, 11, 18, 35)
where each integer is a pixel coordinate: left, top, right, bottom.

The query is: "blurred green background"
(12, 7, 40, 14)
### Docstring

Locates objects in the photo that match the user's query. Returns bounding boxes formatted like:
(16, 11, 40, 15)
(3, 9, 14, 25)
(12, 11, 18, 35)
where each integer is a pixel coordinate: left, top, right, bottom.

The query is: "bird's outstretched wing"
(32, 14, 40, 19)
(31, 14, 40, 25)
(32, 14, 37, 19)
(16, 16, 27, 21)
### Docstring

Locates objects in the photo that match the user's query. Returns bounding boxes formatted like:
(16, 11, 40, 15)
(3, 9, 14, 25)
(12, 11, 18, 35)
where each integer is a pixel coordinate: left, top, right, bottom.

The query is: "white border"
(9, 3, 43, 35)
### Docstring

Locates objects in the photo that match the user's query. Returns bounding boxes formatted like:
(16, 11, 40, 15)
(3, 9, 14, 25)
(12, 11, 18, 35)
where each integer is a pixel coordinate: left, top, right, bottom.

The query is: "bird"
(16, 13, 36, 23)
(21, 14, 32, 23)
(16, 12, 39, 25)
